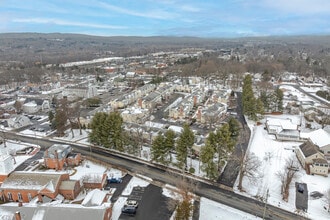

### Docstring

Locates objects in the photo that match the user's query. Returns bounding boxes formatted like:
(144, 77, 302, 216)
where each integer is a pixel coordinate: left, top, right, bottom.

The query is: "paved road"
(282, 84, 329, 107)
(2, 131, 307, 220)
(219, 92, 250, 187)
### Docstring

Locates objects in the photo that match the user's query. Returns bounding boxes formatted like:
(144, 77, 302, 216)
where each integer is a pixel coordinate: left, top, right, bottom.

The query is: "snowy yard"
(235, 116, 330, 220)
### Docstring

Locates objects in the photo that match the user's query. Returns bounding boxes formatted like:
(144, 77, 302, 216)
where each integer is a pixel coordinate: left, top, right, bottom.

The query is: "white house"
(7, 115, 32, 129)
(296, 140, 328, 176)
(265, 118, 300, 141)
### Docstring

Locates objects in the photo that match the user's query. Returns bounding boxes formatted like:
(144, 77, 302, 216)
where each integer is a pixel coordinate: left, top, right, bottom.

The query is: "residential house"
(44, 144, 81, 171)
(140, 91, 162, 110)
(295, 140, 328, 176)
(300, 128, 330, 170)
(0, 171, 70, 202)
(265, 118, 300, 141)
(196, 103, 227, 124)
(63, 85, 97, 99)
(7, 115, 32, 129)
(23, 98, 50, 113)
(121, 107, 149, 124)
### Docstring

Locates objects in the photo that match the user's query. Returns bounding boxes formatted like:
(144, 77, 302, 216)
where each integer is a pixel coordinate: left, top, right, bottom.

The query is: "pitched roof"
(82, 189, 107, 207)
(299, 140, 320, 158)
(0, 171, 66, 191)
(59, 180, 77, 190)
(300, 129, 330, 148)
(0, 203, 110, 220)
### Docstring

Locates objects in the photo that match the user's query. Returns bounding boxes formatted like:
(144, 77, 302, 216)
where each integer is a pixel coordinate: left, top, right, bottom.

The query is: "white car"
(125, 200, 138, 208)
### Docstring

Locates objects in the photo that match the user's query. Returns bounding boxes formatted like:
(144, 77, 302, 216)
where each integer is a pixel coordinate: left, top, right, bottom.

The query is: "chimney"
(37, 194, 43, 203)
(54, 150, 60, 170)
(138, 98, 142, 108)
(15, 211, 21, 220)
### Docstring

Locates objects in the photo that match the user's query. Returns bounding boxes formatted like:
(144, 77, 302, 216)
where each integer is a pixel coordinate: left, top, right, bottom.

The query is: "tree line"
(87, 111, 241, 180)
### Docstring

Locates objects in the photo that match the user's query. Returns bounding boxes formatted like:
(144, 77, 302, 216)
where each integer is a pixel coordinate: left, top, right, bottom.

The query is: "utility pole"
(262, 189, 269, 219)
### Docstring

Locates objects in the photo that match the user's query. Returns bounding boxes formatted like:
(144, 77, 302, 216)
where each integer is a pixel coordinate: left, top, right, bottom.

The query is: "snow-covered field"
(199, 197, 261, 220)
(235, 116, 330, 220)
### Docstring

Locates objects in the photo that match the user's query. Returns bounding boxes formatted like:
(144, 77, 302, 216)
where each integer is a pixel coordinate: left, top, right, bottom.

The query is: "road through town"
(2, 131, 307, 220)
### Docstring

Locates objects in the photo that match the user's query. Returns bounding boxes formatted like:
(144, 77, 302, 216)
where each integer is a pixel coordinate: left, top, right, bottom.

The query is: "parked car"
(121, 205, 136, 215)
(107, 177, 122, 183)
(125, 200, 138, 208)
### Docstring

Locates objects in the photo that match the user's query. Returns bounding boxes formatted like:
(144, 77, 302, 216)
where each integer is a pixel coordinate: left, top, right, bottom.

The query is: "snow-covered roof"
(298, 140, 321, 158)
(168, 125, 183, 133)
(0, 171, 66, 191)
(266, 118, 297, 130)
(0, 202, 110, 220)
(82, 189, 107, 207)
(300, 129, 330, 148)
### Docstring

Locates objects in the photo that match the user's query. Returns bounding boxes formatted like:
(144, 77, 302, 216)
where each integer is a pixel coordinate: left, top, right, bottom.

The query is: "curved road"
(2, 131, 308, 220)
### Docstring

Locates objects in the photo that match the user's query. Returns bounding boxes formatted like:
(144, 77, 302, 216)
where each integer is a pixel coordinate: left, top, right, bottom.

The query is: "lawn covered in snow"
(235, 115, 330, 220)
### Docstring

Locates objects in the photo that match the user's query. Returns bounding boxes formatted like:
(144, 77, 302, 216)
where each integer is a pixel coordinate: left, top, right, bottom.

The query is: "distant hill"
(0, 33, 330, 64)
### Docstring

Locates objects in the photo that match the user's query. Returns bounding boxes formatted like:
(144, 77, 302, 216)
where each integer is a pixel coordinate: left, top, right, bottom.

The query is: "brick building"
(44, 144, 81, 170)
(0, 171, 73, 203)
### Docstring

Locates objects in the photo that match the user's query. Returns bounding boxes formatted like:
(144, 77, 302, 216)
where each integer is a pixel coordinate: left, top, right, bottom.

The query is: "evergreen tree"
(89, 112, 108, 145)
(54, 108, 67, 136)
(227, 117, 240, 140)
(256, 98, 265, 116)
(48, 111, 54, 123)
(200, 140, 218, 180)
(259, 91, 269, 112)
(214, 123, 235, 169)
(107, 111, 124, 151)
(88, 111, 124, 151)
(164, 129, 176, 163)
(176, 124, 194, 170)
(275, 88, 284, 112)
(151, 133, 165, 163)
(242, 75, 257, 120)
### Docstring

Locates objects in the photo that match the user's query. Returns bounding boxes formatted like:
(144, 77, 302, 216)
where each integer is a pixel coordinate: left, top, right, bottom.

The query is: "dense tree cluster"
(151, 129, 176, 165)
(200, 122, 238, 180)
(259, 88, 283, 113)
(89, 111, 125, 151)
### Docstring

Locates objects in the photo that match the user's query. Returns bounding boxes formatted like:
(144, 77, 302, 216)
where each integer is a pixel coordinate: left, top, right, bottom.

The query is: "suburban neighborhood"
(0, 33, 330, 220)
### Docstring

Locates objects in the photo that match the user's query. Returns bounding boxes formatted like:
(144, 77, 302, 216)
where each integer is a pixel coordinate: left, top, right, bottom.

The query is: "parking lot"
(106, 174, 176, 220)
(119, 184, 175, 220)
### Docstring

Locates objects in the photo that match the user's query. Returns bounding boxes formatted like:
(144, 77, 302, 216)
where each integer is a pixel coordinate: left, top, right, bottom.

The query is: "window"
(18, 193, 23, 201)
(28, 193, 32, 201)
(7, 192, 13, 201)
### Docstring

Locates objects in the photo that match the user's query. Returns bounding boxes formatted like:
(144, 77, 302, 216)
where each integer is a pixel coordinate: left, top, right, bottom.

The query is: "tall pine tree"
(242, 75, 257, 120)
(176, 124, 194, 170)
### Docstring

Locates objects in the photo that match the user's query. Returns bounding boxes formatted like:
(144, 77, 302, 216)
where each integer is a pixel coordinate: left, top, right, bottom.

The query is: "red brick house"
(59, 180, 81, 200)
(0, 171, 70, 203)
(44, 144, 81, 170)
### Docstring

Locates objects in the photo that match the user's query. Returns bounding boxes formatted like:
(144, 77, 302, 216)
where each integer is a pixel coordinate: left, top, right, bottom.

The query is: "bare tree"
(237, 149, 262, 192)
(13, 100, 23, 114)
(171, 178, 196, 220)
(276, 156, 300, 201)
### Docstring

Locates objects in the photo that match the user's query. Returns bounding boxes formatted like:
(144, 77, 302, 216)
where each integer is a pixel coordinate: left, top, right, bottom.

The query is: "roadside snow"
(235, 115, 330, 220)
(199, 197, 261, 220)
